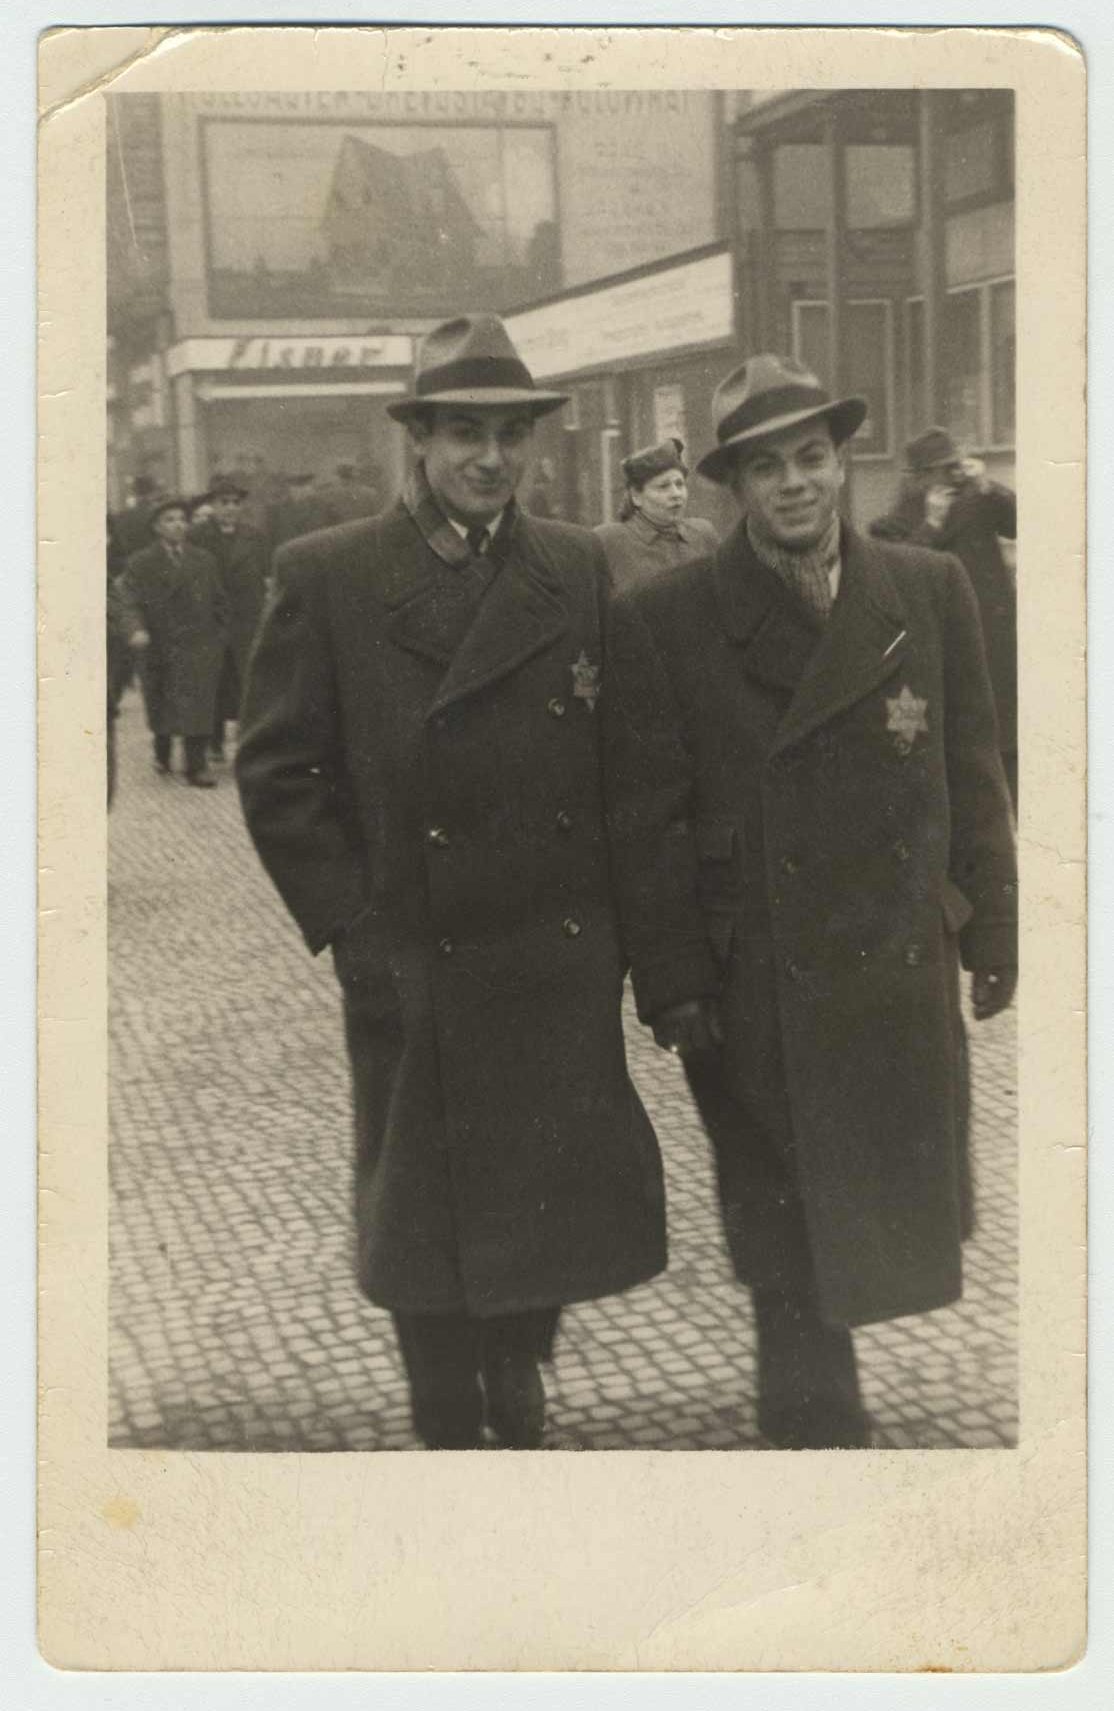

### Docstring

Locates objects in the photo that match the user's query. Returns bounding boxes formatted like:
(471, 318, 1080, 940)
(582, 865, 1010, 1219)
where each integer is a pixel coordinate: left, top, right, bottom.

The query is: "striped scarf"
(747, 514, 841, 624)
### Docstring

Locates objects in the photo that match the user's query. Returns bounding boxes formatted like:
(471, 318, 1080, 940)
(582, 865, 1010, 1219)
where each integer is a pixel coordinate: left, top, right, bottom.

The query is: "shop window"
(791, 299, 894, 458)
(845, 145, 916, 229)
(989, 279, 1016, 446)
(773, 145, 829, 229)
(904, 277, 1014, 450)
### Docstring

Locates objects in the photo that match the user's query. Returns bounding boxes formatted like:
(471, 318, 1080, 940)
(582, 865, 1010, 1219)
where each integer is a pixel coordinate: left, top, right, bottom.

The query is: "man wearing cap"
(117, 496, 229, 787)
(236, 314, 665, 1450)
(190, 475, 273, 762)
(871, 428, 1018, 811)
(604, 353, 1017, 1448)
(595, 438, 719, 594)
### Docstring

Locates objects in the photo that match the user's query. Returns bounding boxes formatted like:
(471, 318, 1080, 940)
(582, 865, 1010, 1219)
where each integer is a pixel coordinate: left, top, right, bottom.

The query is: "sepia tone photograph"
(36, 21, 1086, 1674)
(105, 79, 1020, 1455)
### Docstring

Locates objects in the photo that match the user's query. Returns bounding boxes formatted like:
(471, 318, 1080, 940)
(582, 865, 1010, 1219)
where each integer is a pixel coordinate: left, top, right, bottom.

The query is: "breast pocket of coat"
(694, 819, 743, 963)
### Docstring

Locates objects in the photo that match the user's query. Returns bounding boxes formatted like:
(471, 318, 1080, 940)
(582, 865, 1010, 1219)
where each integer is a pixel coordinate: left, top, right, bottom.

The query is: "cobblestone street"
(108, 690, 1018, 1452)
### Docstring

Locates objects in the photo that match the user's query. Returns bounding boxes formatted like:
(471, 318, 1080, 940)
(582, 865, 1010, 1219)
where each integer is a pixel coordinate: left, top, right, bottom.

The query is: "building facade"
(107, 87, 1014, 533)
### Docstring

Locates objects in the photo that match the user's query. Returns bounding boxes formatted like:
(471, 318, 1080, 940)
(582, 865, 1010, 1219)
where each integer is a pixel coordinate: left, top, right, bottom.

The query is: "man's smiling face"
(410, 406, 536, 526)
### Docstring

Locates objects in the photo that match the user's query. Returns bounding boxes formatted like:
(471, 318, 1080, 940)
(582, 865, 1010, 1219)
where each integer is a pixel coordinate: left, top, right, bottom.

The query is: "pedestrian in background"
(870, 427, 1018, 810)
(117, 497, 229, 789)
(237, 314, 666, 1451)
(595, 437, 719, 594)
(605, 353, 1017, 1449)
(189, 475, 272, 763)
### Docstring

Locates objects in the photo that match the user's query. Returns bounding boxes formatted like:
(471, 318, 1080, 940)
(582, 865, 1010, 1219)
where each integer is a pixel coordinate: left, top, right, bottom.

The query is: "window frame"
(789, 296, 897, 462)
(903, 272, 1016, 453)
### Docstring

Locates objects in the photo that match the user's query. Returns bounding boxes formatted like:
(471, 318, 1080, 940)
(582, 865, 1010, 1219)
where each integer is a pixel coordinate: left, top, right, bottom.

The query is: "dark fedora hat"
(387, 314, 568, 423)
(147, 495, 191, 531)
(208, 473, 249, 500)
(696, 353, 868, 485)
(905, 426, 962, 473)
(622, 437, 687, 488)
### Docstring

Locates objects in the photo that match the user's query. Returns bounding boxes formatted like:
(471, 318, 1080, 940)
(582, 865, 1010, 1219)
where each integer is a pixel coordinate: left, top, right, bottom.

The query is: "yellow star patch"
(571, 649, 601, 711)
(886, 684, 929, 752)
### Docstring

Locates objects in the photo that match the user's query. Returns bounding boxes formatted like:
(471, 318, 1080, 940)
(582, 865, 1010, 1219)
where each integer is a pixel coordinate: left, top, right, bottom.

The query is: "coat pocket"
(940, 876, 975, 936)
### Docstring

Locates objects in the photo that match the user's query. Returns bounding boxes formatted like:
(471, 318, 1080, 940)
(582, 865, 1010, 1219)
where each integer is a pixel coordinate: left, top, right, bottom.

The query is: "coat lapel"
(428, 514, 569, 717)
(771, 527, 911, 755)
(712, 523, 824, 691)
(380, 504, 480, 669)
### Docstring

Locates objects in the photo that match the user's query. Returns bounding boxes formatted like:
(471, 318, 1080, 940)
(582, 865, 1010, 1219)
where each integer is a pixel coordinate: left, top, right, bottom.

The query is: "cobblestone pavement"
(109, 691, 1018, 1452)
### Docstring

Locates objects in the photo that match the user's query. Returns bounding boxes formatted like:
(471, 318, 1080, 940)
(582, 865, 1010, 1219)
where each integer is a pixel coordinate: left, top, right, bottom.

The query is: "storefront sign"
(166, 336, 413, 377)
(506, 249, 733, 381)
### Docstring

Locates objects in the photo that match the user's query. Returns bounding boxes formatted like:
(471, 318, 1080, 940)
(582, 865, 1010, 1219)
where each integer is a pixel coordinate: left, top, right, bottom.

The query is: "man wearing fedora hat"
(604, 353, 1017, 1448)
(870, 427, 1018, 811)
(237, 314, 666, 1450)
(118, 496, 229, 787)
(190, 474, 273, 762)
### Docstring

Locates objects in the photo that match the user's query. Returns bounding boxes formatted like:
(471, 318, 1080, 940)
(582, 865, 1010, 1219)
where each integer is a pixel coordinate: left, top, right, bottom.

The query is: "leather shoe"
(186, 771, 217, 789)
(758, 1400, 873, 1450)
(482, 1353, 546, 1449)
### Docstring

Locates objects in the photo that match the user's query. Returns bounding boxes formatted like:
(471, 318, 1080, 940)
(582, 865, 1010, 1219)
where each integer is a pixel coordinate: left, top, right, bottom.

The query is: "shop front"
(507, 243, 738, 531)
(163, 332, 414, 521)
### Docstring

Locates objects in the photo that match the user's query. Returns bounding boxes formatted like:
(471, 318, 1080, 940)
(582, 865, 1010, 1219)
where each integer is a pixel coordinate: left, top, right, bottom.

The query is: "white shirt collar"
(447, 510, 504, 546)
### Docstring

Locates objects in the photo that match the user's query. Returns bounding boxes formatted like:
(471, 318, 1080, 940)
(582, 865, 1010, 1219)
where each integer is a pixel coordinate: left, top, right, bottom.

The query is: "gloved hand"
(924, 483, 956, 529)
(651, 998, 723, 1058)
(971, 967, 1017, 1020)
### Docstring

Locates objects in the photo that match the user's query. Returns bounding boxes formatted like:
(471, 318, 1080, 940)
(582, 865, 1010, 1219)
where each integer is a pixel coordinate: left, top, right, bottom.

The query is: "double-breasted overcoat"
(236, 501, 665, 1318)
(118, 541, 229, 737)
(604, 521, 1017, 1328)
(190, 518, 272, 722)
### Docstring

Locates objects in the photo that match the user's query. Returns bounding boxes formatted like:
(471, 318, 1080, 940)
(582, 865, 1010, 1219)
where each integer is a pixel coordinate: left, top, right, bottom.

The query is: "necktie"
(465, 526, 489, 558)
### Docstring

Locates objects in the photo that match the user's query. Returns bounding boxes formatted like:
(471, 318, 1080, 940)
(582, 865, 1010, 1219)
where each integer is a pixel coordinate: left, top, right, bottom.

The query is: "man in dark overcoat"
(236, 315, 666, 1450)
(189, 475, 272, 761)
(604, 353, 1018, 1448)
(117, 497, 229, 787)
(870, 427, 1018, 810)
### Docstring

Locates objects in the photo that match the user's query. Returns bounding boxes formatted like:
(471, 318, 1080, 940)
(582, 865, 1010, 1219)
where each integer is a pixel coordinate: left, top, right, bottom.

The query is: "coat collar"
(381, 502, 569, 715)
(712, 520, 911, 751)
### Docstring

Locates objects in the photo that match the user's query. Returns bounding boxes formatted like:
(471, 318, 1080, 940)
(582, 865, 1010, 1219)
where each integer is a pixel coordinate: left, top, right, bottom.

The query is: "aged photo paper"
(38, 23, 1086, 1671)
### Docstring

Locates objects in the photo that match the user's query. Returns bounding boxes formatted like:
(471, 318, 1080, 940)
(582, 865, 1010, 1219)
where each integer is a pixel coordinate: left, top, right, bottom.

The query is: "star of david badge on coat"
(571, 650, 601, 711)
(886, 684, 929, 754)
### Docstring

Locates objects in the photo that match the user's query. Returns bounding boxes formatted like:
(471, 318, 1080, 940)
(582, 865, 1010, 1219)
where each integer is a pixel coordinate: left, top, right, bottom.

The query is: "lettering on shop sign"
(228, 338, 392, 371)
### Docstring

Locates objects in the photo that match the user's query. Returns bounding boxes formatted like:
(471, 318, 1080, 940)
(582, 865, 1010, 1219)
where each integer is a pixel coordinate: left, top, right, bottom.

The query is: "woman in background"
(595, 437, 718, 594)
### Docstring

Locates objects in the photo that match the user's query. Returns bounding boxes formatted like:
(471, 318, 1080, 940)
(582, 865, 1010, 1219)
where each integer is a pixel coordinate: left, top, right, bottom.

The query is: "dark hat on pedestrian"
(208, 474, 249, 500)
(147, 495, 191, 531)
(622, 437, 687, 488)
(387, 313, 568, 423)
(696, 352, 868, 485)
(905, 426, 961, 473)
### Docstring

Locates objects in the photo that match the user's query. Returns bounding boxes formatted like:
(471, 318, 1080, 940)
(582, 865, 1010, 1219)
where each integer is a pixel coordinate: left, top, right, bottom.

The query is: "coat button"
(784, 959, 801, 981)
(547, 697, 567, 718)
(555, 809, 574, 832)
(562, 917, 582, 938)
(427, 826, 451, 848)
(893, 838, 911, 863)
(780, 854, 800, 875)
(903, 943, 922, 966)
(437, 937, 455, 956)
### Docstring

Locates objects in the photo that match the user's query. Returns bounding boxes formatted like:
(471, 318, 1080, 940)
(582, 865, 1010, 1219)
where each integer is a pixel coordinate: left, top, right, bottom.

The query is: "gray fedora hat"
(696, 353, 868, 485)
(387, 314, 569, 423)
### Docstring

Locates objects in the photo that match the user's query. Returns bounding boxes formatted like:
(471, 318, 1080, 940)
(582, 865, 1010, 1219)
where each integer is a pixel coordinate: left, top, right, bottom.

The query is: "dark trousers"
(393, 1307, 558, 1449)
(153, 734, 209, 776)
(683, 1053, 869, 1449)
